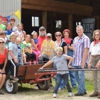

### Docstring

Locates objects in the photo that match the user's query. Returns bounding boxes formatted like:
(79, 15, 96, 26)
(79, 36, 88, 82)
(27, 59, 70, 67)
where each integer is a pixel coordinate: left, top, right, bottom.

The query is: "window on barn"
(32, 16, 39, 27)
(56, 20, 62, 28)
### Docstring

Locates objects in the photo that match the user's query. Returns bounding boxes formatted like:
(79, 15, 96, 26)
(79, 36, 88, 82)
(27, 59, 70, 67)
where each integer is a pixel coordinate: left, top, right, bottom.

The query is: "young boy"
(8, 32, 19, 82)
(16, 37, 23, 65)
(40, 47, 73, 98)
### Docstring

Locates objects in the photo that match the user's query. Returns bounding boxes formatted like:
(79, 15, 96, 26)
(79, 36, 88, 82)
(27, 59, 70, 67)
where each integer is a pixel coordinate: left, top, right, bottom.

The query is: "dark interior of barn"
(21, 0, 100, 40)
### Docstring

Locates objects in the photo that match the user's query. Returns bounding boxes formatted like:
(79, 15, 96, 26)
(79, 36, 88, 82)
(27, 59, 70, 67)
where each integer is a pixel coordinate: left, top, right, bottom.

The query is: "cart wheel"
(37, 76, 50, 90)
(4, 78, 18, 94)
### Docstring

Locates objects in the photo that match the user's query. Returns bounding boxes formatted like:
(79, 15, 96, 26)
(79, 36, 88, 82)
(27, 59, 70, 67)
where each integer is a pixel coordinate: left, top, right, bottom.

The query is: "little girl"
(40, 47, 73, 98)
(23, 35, 36, 65)
(31, 31, 40, 63)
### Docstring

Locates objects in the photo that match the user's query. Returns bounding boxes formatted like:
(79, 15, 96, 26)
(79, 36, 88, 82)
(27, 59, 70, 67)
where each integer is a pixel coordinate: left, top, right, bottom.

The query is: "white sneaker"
(53, 93, 57, 98)
(58, 88, 61, 90)
(68, 92, 73, 97)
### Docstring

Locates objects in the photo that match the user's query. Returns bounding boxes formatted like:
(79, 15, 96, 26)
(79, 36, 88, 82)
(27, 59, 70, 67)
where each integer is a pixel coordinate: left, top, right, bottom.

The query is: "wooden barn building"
(21, 0, 100, 39)
(1, 0, 100, 39)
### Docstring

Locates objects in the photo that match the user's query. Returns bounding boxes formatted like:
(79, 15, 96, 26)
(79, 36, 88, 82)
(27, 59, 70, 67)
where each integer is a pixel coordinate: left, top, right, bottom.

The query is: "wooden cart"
(4, 64, 56, 94)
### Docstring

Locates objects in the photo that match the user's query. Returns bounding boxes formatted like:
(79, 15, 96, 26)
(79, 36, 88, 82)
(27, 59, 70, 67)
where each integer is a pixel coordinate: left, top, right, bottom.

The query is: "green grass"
(52, 78, 94, 95)
(18, 78, 94, 96)
(85, 79, 94, 93)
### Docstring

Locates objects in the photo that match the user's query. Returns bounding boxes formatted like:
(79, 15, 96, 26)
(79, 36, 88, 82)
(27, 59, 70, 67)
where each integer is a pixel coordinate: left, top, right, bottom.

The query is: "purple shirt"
(73, 34, 90, 66)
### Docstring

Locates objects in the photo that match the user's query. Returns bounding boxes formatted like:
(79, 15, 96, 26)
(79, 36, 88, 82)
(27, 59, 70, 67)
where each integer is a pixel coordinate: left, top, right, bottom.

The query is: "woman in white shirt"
(88, 29, 100, 98)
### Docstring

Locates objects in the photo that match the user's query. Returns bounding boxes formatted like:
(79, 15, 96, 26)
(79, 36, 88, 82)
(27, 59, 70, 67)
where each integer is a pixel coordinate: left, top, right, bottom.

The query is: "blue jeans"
(67, 49, 76, 87)
(69, 71, 76, 87)
(54, 64, 76, 89)
(74, 66, 86, 93)
(53, 73, 72, 94)
(68, 59, 76, 87)
(59, 79, 65, 89)
(59, 71, 76, 89)
(54, 73, 66, 89)
(18, 57, 23, 65)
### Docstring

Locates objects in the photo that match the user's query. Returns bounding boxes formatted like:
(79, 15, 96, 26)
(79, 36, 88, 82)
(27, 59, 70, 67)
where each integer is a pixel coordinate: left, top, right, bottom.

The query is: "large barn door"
(81, 18, 95, 42)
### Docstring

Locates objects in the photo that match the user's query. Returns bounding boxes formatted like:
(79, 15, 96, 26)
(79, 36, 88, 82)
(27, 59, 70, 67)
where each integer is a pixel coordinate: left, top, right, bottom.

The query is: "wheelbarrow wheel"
(37, 76, 50, 90)
(4, 77, 18, 94)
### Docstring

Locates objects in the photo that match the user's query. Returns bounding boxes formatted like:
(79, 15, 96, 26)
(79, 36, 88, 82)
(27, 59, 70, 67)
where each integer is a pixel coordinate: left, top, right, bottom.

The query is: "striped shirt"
(73, 34, 90, 66)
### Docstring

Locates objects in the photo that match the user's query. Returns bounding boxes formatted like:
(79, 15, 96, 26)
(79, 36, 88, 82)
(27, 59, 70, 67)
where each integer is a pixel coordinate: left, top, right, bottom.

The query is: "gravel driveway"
(0, 93, 99, 100)
(0, 86, 98, 100)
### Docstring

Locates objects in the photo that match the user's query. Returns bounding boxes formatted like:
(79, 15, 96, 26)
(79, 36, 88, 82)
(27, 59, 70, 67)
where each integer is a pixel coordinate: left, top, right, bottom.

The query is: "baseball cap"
(2, 17, 8, 21)
(39, 26, 46, 31)
(46, 33, 52, 37)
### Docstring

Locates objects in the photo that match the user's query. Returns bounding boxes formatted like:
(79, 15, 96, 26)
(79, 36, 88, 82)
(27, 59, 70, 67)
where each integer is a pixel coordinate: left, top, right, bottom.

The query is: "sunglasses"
(55, 35, 61, 37)
(0, 42, 4, 44)
(40, 29, 45, 31)
(95, 34, 99, 36)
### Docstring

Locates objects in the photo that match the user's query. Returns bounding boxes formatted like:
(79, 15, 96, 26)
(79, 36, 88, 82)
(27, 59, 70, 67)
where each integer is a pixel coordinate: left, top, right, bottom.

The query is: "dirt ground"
(0, 85, 99, 100)
(0, 92, 99, 100)
(0, 72, 96, 100)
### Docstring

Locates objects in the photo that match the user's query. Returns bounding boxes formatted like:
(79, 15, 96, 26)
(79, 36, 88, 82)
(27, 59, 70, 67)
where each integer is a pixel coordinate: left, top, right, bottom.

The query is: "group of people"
(0, 16, 100, 99)
(41, 26, 100, 99)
